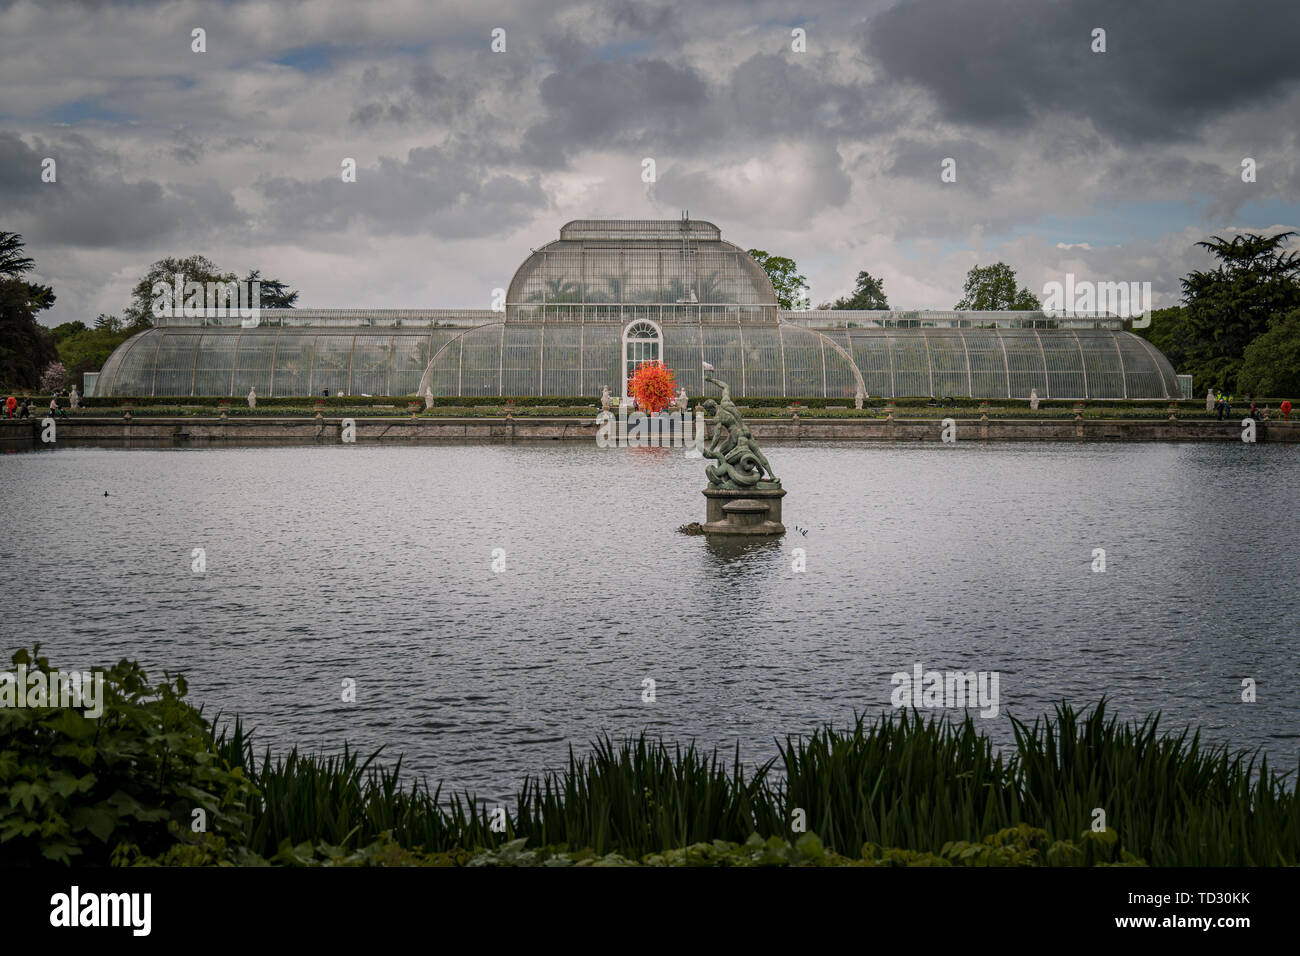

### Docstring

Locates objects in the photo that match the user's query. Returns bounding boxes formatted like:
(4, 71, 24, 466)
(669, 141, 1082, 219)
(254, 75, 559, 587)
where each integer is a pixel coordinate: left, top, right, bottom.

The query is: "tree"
(955, 262, 1041, 311)
(1132, 306, 1195, 371)
(39, 361, 67, 393)
(1181, 232, 1300, 388)
(0, 232, 58, 389)
(51, 321, 88, 341)
(0, 231, 55, 311)
(747, 249, 809, 311)
(123, 255, 237, 329)
(1237, 308, 1300, 398)
(243, 269, 299, 309)
(827, 270, 889, 310)
(0, 231, 36, 278)
(54, 315, 135, 380)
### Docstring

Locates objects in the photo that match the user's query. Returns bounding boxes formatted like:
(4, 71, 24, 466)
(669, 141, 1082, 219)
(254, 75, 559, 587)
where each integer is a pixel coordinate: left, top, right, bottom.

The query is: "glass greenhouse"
(97, 219, 1182, 400)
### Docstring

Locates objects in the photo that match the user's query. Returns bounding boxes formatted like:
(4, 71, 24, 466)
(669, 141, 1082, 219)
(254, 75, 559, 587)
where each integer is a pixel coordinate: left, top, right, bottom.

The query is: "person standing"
(19, 397, 31, 419)
(4, 395, 15, 419)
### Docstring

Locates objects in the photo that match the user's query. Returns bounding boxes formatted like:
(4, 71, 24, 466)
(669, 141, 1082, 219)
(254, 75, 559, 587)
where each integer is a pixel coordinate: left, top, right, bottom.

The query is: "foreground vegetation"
(2, 647, 1296, 866)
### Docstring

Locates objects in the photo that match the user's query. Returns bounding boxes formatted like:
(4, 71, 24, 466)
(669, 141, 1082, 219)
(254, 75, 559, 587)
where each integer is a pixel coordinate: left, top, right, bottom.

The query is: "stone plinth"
(702, 486, 786, 536)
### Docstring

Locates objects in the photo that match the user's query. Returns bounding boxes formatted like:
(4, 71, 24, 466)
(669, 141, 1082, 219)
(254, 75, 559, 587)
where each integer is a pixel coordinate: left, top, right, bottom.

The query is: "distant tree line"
(1132, 232, 1300, 396)
(0, 232, 298, 392)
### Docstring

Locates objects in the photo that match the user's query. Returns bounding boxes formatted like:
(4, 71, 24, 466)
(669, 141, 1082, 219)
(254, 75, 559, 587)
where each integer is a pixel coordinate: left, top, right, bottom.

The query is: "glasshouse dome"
(95, 218, 1182, 400)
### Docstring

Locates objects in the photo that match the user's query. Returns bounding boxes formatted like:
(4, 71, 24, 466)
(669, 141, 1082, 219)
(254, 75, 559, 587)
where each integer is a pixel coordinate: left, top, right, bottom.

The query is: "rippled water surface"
(2, 440, 1297, 799)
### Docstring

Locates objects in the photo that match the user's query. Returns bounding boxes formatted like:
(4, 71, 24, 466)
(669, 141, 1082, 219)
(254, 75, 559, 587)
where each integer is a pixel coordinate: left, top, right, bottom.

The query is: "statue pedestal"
(702, 487, 786, 536)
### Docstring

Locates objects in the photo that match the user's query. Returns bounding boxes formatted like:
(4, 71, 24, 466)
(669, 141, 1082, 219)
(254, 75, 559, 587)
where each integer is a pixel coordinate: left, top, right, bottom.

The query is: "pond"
(2, 440, 1296, 800)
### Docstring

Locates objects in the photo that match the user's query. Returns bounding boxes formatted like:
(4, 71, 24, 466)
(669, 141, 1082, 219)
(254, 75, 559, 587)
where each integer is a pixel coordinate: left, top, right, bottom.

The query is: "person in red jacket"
(4, 396, 16, 419)
(1282, 400, 1293, 421)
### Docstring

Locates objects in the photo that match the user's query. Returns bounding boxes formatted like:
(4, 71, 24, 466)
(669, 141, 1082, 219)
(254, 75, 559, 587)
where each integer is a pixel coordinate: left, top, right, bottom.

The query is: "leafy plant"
(0, 646, 259, 865)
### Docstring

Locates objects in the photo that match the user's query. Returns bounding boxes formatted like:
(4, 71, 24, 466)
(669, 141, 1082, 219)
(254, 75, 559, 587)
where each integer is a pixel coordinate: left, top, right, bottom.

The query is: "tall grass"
(212, 702, 1299, 865)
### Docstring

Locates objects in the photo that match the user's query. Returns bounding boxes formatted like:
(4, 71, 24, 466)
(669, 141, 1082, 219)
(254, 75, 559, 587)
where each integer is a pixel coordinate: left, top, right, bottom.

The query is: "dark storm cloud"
(521, 57, 711, 166)
(727, 53, 883, 139)
(868, 0, 1300, 140)
(350, 62, 485, 129)
(0, 130, 244, 249)
(609, 0, 680, 37)
(254, 143, 547, 240)
(884, 138, 1001, 193)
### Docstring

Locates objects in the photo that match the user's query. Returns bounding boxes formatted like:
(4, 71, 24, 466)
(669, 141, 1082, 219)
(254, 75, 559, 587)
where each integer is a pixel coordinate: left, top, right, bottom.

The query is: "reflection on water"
(1, 440, 1297, 800)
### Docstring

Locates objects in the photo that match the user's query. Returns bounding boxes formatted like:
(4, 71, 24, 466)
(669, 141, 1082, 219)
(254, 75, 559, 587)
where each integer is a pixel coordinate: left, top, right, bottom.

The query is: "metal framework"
(97, 219, 1182, 400)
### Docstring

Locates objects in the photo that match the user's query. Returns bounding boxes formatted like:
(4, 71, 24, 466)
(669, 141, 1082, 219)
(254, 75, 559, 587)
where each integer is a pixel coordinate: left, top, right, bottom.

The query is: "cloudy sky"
(3, 0, 1298, 326)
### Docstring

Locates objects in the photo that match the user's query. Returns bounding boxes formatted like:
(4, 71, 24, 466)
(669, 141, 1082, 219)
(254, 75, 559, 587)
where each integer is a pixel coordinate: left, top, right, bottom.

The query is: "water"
(2, 441, 1297, 800)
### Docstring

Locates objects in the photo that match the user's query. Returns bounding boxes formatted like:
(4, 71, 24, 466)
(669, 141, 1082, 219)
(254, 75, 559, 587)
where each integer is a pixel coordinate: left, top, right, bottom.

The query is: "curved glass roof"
(506, 218, 778, 325)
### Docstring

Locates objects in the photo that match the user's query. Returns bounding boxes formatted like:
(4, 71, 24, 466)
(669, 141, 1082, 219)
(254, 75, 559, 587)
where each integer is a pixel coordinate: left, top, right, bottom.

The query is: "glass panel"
(1001, 331, 1047, 399)
(459, 325, 503, 396)
(888, 331, 930, 397)
(309, 335, 353, 395)
(779, 325, 823, 398)
(232, 331, 276, 395)
(152, 332, 202, 396)
(927, 330, 968, 396)
(662, 327, 704, 396)
(502, 325, 541, 395)
(428, 335, 462, 396)
(701, 325, 744, 396)
(344, 334, 390, 396)
(740, 326, 782, 396)
(963, 330, 1008, 398)
(1076, 330, 1123, 398)
(1043, 336, 1085, 399)
(103, 331, 162, 396)
(846, 329, 894, 398)
(540, 325, 581, 396)
(581, 324, 620, 397)
(821, 336, 858, 400)
(271, 332, 314, 397)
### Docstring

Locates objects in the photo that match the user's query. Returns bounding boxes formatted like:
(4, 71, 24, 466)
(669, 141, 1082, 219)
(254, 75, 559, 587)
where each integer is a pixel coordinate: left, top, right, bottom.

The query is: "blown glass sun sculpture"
(628, 360, 678, 414)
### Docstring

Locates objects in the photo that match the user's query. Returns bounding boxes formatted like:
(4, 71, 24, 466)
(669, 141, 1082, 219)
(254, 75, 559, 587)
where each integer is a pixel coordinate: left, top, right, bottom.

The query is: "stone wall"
(2, 415, 1295, 446)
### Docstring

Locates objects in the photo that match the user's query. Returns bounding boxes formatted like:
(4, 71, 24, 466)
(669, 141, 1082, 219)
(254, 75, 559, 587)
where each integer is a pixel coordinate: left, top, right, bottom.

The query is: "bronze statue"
(701, 374, 779, 489)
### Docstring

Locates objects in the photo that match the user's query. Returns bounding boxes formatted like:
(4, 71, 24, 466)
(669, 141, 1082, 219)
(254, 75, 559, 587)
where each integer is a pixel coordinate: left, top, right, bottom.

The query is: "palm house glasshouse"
(96, 218, 1182, 400)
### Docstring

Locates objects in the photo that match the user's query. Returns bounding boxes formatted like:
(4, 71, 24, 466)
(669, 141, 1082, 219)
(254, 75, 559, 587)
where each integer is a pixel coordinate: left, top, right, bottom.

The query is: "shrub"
(0, 646, 259, 865)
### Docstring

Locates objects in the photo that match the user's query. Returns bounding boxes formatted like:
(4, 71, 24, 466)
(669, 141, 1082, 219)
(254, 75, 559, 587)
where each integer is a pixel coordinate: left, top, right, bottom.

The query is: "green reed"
(211, 702, 1298, 864)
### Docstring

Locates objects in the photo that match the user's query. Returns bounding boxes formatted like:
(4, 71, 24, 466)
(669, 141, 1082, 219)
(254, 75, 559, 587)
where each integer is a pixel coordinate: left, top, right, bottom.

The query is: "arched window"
(622, 320, 662, 398)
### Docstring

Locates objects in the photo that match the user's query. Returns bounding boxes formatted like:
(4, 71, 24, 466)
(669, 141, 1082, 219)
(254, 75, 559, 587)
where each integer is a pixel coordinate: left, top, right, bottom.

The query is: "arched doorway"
(622, 320, 662, 399)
